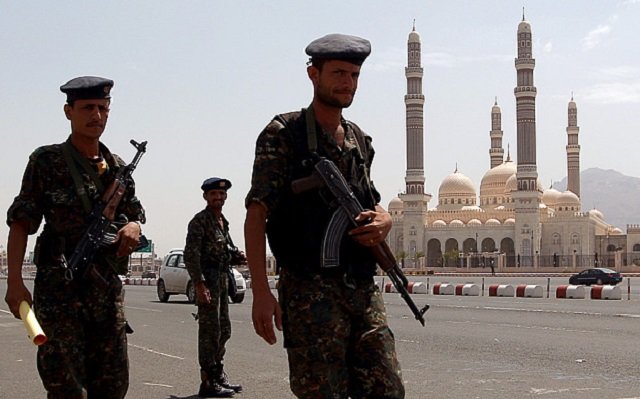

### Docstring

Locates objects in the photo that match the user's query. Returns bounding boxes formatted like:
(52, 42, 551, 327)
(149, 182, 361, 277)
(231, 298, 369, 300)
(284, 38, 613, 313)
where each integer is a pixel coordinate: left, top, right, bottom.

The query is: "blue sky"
(1, 0, 639, 257)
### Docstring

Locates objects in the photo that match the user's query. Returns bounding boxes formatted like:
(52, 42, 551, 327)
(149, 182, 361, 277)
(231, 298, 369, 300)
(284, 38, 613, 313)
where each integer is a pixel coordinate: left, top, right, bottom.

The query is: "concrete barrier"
(385, 282, 397, 293)
(433, 283, 454, 295)
(455, 284, 480, 296)
(556, 284, 585, 299)
(516, 284, 543, 298)
(590, 285, 622, 300)
(488, 284, 514, 297)
(410, 282, 428, 294)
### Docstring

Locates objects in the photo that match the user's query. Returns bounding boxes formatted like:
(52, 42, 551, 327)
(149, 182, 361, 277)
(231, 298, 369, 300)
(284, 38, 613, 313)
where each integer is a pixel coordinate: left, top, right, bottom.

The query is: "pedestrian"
(244, 34, 405, 398)
(184, 177, 244, 398)
(4, 76, 145, 398)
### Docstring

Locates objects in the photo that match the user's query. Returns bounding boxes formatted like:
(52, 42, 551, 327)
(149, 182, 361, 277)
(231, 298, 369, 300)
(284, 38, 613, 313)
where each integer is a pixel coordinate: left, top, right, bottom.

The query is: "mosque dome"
(480, 160, 516, 196)
(557, 191, 580, 205)
(461, 205, 483, 211)
(439, 170, 476, 197)
(468, 219, 482, 226)
(432, 220, 446, 227)
(589, 209, 604, 219)
(504, 218, 515, 225)
(486, 218, 501, 226)
(542, 187, 561, 207)
(505, 174, 517, 193)
(450, 219, 464, 227)
(388, 197, 403, 211)
(611, 227, 624, 235)
(518, 18, 531, 33)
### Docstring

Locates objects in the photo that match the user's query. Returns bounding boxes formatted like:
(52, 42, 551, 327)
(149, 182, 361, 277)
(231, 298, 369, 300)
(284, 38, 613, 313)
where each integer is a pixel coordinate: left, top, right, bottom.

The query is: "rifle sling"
(62, 141, 105, 215)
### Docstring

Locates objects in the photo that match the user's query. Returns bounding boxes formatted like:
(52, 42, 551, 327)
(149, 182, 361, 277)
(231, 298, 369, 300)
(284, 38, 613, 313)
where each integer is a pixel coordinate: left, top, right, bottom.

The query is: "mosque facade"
(387, 17, 640, 271)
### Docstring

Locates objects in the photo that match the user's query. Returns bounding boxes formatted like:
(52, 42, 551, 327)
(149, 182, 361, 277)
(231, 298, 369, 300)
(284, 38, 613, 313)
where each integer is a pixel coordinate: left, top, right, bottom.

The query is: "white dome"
(408, 30, 420, 43)
(611, 227, 624, 235)
(450, 219, 464, 227)
(486, 218, 501, 226)
(504, 218, 515, 225)
(439, 170, 476, 197)
(388, 197, 403, 210)
(505, 174, 517, 193)
(518, 19, 531, 33)
(461, 205, 483, 211)
(557, 190, 580, 206)
(432, 220, 446, 227)
(589, 209, 604, 219)
(480, 160, 516, 196)
(468, 219, 482, 226)
(542, 187, 561, 206)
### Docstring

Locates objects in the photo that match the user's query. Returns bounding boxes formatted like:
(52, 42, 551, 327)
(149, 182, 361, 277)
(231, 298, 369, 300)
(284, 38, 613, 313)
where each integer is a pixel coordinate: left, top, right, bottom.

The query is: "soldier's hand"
(115, 221, 141, 257)
(252, 291, 282, 345)
(195, 281, 211, 305)
(5, 279, 32, 319)
(349, 209, 392, 247)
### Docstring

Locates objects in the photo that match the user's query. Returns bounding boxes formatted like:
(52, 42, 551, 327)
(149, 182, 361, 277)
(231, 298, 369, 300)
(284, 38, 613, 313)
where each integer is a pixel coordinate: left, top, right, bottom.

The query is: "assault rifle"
(292, 158, 429, 326)
(64, 139, 148, 286)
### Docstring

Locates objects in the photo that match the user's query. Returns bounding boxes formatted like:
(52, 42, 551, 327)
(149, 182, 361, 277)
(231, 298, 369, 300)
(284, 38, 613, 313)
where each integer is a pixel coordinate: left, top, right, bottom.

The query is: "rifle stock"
(292, 158, 429, 326)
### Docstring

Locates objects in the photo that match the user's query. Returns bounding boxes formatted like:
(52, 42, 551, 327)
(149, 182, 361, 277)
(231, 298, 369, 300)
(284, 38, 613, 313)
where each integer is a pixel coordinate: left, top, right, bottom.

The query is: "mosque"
(386, 15, 640, 272)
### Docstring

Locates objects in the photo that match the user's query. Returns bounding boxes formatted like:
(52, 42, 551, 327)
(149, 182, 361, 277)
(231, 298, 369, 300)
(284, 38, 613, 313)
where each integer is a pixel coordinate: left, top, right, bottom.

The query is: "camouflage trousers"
(197, 272, 231, 374)
(279, 270, 404, 399)
(34, 265, 128, 399)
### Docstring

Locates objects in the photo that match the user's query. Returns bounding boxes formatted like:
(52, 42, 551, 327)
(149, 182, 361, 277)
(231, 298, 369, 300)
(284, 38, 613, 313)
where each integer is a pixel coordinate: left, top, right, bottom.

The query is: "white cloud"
(582, 82, 640, 104)
(581, 24, 612, 50)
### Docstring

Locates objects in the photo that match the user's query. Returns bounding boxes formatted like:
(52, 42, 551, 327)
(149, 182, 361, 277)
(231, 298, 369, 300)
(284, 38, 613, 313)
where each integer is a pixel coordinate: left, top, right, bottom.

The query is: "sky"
(1, 0, 639, 258)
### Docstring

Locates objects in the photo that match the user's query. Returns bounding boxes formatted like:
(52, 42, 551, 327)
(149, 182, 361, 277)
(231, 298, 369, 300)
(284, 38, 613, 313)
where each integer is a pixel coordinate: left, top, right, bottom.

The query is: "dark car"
(569, 268, 622, 286)
(141, 270, 157, 279)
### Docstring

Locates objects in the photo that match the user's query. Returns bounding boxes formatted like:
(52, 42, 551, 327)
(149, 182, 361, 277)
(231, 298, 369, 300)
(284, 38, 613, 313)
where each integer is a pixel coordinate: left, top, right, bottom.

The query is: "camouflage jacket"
(184, 208, 235, 284)
(7, 136, 146, 260)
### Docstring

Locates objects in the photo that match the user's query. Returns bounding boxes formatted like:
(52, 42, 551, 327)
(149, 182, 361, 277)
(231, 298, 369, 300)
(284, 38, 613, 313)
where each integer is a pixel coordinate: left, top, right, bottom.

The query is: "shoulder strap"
(61, 142, 94, 214)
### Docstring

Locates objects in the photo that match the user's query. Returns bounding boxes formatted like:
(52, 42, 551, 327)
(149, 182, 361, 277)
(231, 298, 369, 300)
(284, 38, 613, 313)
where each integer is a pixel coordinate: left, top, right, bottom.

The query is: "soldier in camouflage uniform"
(244, 34, 405, 398)
(4, 76, 145, 399)
(184, 177, 244, 398)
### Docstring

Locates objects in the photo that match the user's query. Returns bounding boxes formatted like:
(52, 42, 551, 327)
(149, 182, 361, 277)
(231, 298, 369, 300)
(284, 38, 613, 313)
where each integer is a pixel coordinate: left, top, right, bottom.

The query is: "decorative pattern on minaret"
(489, 97, 504, 169)
(404, 23, 426, 195)
(566, 95, 581, 197)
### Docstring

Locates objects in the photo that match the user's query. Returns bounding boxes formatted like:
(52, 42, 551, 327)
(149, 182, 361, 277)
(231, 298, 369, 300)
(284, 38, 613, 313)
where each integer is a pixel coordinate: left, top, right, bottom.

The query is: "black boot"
(216, 364, 242, 393)
(199, 370, 234, 398)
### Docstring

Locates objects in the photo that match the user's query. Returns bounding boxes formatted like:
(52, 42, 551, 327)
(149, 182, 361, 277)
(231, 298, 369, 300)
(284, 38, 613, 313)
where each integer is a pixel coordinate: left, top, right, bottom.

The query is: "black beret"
(60, 76, 114, 103)
(305, 33, 371, 65)
(201, 177, 232, 192)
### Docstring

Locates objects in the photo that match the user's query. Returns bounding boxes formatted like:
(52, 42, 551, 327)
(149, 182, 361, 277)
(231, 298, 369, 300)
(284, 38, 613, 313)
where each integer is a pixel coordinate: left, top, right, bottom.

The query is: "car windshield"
(597, 268, 617, 273)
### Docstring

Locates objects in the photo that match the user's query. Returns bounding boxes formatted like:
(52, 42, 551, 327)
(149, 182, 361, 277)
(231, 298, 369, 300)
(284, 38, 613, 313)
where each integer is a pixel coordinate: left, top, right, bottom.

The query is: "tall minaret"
(489, 97, 504, 168)
(512, 11, 541, 264)
(399, 22, 431, 265)
(566, 95, 581, 197)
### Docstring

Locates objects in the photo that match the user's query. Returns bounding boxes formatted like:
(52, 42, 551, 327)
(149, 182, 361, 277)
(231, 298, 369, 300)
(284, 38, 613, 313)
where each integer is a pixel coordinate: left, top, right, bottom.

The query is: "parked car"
(141, 270, 156, 279)
(157, 249, 246, 303)
(569, 268, 622, 286)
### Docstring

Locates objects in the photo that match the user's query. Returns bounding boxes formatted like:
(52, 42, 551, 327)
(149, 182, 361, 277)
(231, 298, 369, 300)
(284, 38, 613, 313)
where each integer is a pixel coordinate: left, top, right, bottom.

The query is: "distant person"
(489, 258, 496, 276)
(244, 34, 404, 398)
(184, 177, 244, 398)
(4, 76, 145, 398)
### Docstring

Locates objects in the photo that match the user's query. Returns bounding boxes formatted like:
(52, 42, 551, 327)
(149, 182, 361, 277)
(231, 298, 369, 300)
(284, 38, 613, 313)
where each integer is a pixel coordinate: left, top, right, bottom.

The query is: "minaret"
(512, 11, 541, 264)
(399, 22, 431, 266)
(566, 95, 581, 197)
(489, 97, 504, 168)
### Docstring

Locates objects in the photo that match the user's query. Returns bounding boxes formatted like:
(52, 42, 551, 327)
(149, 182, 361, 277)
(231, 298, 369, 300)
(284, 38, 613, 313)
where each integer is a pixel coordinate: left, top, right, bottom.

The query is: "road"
(1, 276, 639, 399)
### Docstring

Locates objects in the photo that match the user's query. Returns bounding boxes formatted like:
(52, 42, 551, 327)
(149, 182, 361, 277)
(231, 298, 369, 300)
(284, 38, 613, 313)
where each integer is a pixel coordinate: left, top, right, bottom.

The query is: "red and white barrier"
(590, 285, 622, 300)
(385, 282, 396, 293)
(455, 284, 480, 296)
(556, 285, 585, 299)
(515, 284, 543, 298)
(433, 283, 455, 295)
(409, 282, 428, 294)
(488, 284, 514, 297)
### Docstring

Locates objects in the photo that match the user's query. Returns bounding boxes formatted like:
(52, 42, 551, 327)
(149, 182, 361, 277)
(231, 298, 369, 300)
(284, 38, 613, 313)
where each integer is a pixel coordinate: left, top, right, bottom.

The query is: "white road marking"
(530, 387, 601, 395)
(125, 305, 162, 312)
(142, 382, 173, 388)
(128, 343, 184, 360)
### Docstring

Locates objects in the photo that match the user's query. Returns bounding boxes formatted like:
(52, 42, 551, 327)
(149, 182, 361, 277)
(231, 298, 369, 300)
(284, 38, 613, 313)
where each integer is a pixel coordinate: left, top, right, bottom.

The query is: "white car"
(157, 249, 246, 303)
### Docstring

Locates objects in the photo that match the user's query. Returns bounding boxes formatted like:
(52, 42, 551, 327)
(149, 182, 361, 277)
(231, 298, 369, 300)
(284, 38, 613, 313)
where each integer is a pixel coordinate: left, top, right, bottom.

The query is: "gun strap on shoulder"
(62, 141, 105, 214)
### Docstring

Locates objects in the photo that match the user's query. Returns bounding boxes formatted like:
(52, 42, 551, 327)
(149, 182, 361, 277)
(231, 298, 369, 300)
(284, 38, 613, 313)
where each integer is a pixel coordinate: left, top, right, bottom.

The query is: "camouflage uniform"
(7, 137, 145, 399)
(184, 209, 234, 378)
(246, 110, 404, 399)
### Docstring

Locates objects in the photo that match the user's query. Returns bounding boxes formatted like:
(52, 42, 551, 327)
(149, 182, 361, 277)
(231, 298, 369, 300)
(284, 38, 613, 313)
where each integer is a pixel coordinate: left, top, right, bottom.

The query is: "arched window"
(633, 244, 640, 252)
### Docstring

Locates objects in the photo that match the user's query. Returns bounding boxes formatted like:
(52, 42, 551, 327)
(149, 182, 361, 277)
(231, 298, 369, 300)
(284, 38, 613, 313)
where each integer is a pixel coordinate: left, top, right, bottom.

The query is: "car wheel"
(596, 279, 603, 285)
(157, 280, 170, 302)
(187, 281, 196, 303)
(230, 292, 245, 304)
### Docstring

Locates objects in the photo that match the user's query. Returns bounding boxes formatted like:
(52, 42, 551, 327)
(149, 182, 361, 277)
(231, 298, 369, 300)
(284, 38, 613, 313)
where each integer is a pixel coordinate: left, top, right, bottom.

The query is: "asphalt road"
(1, 276, 639, 399)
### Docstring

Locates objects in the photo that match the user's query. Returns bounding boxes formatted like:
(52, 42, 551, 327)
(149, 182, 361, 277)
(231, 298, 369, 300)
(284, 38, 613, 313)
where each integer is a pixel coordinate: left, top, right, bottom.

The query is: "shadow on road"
(167, 395, 200, 399)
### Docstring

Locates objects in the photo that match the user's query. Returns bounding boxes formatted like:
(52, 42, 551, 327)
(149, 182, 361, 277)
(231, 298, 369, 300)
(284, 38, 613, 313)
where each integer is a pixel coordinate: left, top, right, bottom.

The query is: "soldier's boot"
(215, 364, 242, 393)
(199, 370, 234, 398)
